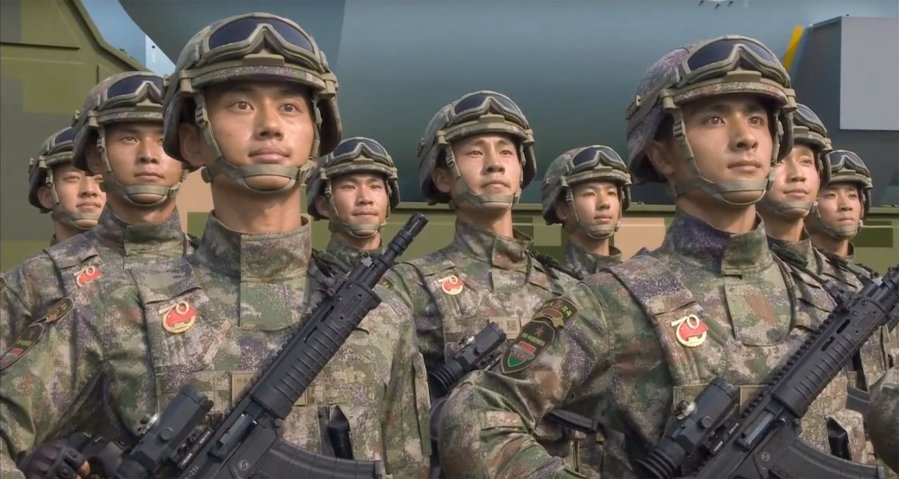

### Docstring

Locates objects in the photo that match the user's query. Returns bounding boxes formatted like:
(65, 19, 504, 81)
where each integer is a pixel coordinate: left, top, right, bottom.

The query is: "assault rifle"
(429, 322, 507, 397)
(638, 267, 899, 479)
(49, 213, 427, 479)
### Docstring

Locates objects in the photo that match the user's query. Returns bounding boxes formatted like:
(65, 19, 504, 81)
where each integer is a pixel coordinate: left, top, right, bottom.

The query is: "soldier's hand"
(19, 439, 90, 478)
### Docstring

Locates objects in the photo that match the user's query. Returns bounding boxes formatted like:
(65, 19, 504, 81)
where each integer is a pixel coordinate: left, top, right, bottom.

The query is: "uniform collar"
(663, 209, 774, 275)
(325, 237, 382, 269)
(195, 213, 312, 281)
(94, 207, 187, 258)
(768, 232, 816, 268)
(564, 242, 622, 275)
(452, 218, 532, 271)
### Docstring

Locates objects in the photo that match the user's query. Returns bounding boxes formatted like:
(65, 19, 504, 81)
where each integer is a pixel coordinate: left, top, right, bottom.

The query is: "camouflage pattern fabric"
(314, 237, 384, 276)
(437, 211, 859, 478)
(0, 207, 192, 351)
(0, 215, 431, 478)
(563, 242, 622, 279)
(868, 366, 899, 473)
(386, 218, 591, 474)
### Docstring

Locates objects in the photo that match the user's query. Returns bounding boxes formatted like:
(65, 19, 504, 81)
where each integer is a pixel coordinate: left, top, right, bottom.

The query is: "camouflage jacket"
(438, 211, 862, 479)
(817, 243, 876, 292)
(313, 237, 384, 276)
(0, 215, 430, 478)
(564, 242, 622, 278)
(868, 366, 899, 473)
(388, 218, 579, 376)
(0, 207, 193, 350)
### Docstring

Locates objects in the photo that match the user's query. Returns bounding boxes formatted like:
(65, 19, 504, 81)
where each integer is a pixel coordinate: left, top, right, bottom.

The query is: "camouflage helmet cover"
(540, 145, 632, 224)
(417, 90, 536, 204)
(162, 12, 341, 162)
(72, 71, 166, 172)
(625, 35, 797, 185)
(28, 126, 77, 211)
(307, 137, 401, 219)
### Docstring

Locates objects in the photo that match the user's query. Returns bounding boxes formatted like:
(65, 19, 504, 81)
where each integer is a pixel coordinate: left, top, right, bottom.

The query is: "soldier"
(0, 72, 191, 352)
(28, 127, 105, 245)
(0, 12, 430, 479)
(437, 35, 868, 478)
(386, 90, 586, 476)
(806, 149, 878, 291)
(868, 365, 899, 473)
(541, 145, 632, 278)
(306, 137, 400, 274)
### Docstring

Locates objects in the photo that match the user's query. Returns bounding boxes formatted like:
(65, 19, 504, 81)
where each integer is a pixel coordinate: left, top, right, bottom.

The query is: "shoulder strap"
(607, 255, 714, 386)
(530, 250, 582, 281)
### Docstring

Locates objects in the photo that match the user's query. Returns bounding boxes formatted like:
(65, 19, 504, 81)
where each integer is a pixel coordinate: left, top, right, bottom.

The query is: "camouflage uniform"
(868, 366, 899, 473)
(306, 137, 400, 275)
(564, 242, 622, 278)
(438, 36, 864, 478)
(0, 13, 430, 478)
(1, 73, 191, 352)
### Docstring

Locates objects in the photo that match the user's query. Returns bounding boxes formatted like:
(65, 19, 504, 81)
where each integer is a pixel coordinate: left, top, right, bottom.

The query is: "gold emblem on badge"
(671, 314, 708, 348)
(438, 275, 464, 295)
(161, 300, 197, 334)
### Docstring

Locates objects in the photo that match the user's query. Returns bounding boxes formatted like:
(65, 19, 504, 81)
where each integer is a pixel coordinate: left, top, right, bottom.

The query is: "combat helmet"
(625, 35, 797, 205)
(807, 149, 873, 239)
(540, 145, 631, 239)
(307, 137, 400, 238)
(163, 12, 341, 193)
(28, 127, 101, 229)
(417, 90, 536, 209)
(72, 71, 186, 207)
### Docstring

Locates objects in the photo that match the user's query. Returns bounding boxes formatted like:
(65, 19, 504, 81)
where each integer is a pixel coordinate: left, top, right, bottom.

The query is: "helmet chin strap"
(442, 148, 521, 212)
(194, 93, 317, 194)
(757, 197, 814, 219)
(668, 109, 774, 206)
(807, 203, 861, 240)
(96, 128, 183, 207)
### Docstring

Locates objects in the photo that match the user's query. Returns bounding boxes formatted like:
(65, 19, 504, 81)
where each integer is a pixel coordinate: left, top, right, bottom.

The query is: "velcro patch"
(501, 319, 555, 374)
(0, 322, 46, 371)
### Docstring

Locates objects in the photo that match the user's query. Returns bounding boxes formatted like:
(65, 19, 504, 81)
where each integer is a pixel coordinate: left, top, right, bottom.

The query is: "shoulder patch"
(0, 322, 47, 370)
(41, 297, 74, 324)
(501, 319, 555, 374)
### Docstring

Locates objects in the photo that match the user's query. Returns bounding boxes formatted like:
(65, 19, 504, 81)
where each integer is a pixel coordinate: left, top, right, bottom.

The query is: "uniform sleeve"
(379, 296, 432, 478)
(0, 302, 103, 476)
(868, 366, 899, 473)
(437, 282, 612, 479)
(0, 259, 50, 351)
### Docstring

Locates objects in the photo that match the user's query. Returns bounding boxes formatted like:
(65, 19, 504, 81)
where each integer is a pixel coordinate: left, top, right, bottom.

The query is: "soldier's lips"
(728, 160, 762, 173)
(782, 188, 810, 197)
(133, 172, 165, 182)
(76, 202, 103, 210)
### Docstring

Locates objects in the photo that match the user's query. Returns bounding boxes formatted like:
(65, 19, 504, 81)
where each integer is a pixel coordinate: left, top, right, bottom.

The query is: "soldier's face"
(193, 81, 315, 192)
(442, 133, 522, 209)
(565, 181, 621, 231)
(816, 183, 863, 230)
(40, 164, 105, 218)
(98, 122, 184, 202)
(678, 94, 775, 204)
(765, 144, 820, 217)
(323, 173, 390, 227)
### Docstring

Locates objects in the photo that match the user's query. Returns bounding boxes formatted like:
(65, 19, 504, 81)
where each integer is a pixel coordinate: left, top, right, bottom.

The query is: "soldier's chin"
(128, 193, 168, 205)
(477, 200, 515, 212)
(244, 175, 294, 192)
(72, 218, 99, 230)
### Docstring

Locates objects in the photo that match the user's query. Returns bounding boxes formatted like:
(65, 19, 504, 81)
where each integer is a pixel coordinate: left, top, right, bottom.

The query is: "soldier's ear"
(646, 140, 678, 182)
(554, 199, 570, 223)
(179, 124, 206, 170)
(37, 185, 55, 210)
(314, 195, 332, 220)
(432, 167, 453, 195)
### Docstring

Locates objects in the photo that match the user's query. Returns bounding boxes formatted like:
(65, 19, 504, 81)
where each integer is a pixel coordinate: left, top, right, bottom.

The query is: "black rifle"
(638, 267, 899, 479)
(58, 213, 427, 479)
(429, 322, 507, 397)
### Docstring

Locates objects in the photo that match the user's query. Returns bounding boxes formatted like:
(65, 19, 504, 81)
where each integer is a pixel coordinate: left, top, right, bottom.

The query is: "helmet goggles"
(440, 91, 532, 144)
(565, 146, 630, 185)
(828, 150, 870, 178)
(678, 37, 788, 88)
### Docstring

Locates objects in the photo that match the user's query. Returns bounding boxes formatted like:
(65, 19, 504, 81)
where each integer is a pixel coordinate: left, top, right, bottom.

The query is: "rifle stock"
(638, 267, 899, 479)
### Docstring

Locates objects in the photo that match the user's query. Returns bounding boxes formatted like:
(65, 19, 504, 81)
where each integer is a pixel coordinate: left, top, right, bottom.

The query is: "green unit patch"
(502, 319, 555, 373)
(0, 322, 46, 371)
